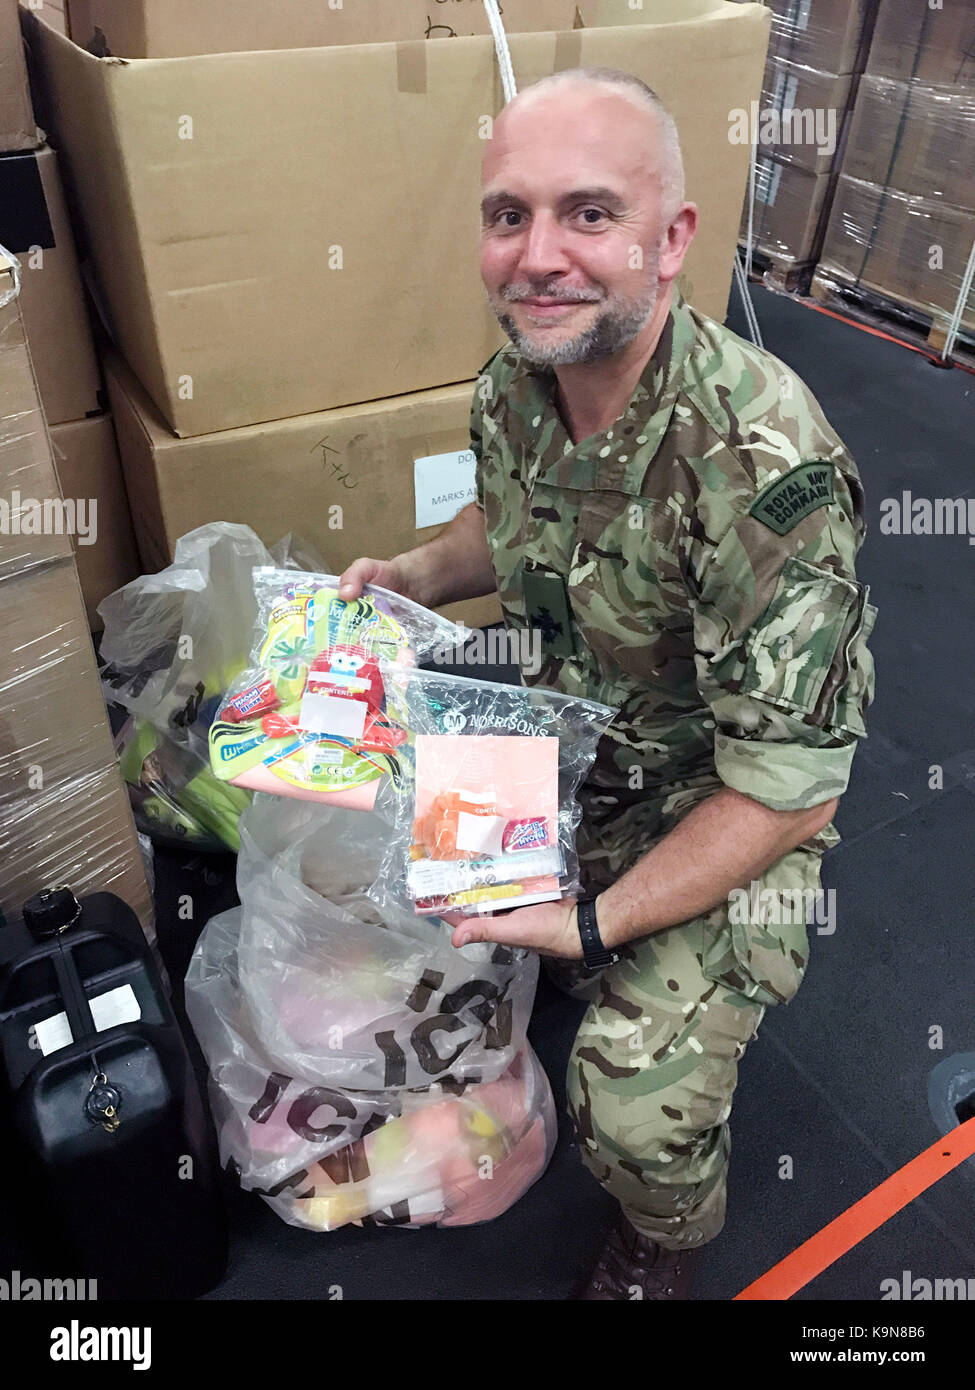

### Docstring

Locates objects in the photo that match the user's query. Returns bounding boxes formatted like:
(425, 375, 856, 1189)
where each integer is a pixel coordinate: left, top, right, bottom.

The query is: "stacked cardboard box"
(814, 1, 975, 344)
(735, 0, 879, 279)
(1, 0, 38, 149)
(25, 0, 771, 617)
(1, 0, 139, 624)
(61, 0, 736, 56)
(0, 250, 153, 934)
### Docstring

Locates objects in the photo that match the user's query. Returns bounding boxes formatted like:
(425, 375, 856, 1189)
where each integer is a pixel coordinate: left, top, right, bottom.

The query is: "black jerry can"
(0, 888, 227, 1299)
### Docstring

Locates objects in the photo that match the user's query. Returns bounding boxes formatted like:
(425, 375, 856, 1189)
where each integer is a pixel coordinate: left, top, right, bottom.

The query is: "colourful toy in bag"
(371, 667, 616, 916)
(209, 569, 466, 809)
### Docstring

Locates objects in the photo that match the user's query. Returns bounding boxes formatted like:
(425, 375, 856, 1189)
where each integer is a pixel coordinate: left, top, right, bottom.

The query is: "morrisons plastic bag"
(184, 795, 556, 1230)
(370, 667, 616, 916)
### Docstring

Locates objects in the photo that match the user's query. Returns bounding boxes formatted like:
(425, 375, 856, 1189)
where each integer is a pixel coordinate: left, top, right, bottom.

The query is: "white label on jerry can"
(34, 984, 142, 1057)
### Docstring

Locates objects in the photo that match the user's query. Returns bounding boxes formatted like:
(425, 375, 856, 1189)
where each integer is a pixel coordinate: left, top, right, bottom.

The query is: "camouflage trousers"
(545, 825, 825, 1250)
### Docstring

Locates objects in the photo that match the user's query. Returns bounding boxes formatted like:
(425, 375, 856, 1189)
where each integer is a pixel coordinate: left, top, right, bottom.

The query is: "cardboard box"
(0, 260, 152, 933)
(29, 4, 770, 435)
(816, 174, 975, 333)
(104, 349, 503, 629)
(866, 0, 975, 87)
(841, 75, 975, 213)
(0, 250, 75, 576)
(732, 0, 876, 75)
(49, 412, 140, 627)
(740, 153, 834, 265)
(749, 55, 853, 176)
(35, 1, 67, 36)
(63, 0, 724, 58)
(0, 0, 38, 151)
(0, 557, 153, 931)
(0, 143, 101, 424)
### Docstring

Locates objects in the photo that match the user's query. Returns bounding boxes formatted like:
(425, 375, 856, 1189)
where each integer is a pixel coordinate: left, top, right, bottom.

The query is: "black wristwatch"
(576, 896, 621, 971)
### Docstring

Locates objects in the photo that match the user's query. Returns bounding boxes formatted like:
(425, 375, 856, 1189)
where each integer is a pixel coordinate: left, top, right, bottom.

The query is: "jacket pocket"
(739, 556, 876, 736)
(699, 844, 824, 1008)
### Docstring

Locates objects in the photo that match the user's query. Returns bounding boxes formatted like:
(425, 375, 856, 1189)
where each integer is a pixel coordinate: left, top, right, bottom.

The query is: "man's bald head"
(496, 67, 685, 226)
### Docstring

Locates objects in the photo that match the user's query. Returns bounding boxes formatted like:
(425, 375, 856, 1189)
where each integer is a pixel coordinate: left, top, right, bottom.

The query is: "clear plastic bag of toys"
(369, 668, 616, 916)
(99, 523, 326, 848)
(208, 568, 467, 810)
(114, 715, 251, 852)
(233, 797, 538, 1089)
(261, 1044, 557, 1232)
(184, 796, 555, 1231)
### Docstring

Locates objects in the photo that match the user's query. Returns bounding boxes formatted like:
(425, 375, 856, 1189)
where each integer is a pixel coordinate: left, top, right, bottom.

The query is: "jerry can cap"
(23, 886, 82, 939)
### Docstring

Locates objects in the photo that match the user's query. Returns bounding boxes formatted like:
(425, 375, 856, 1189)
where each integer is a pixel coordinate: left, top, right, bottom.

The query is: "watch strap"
(577, 896, 620, 970)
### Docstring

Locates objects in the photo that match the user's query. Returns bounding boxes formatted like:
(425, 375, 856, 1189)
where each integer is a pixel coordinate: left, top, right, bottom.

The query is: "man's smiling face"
(480, 82, 674, 366)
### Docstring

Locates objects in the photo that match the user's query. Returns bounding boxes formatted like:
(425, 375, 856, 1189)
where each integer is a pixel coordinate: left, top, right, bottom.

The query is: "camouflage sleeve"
(691, 456, 878, 813)
(471, 349, 504, 513)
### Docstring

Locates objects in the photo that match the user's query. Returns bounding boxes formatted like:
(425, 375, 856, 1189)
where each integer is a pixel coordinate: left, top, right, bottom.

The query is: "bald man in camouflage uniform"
(471, 281, 875, 1280)
(340, 67, 876, 1299)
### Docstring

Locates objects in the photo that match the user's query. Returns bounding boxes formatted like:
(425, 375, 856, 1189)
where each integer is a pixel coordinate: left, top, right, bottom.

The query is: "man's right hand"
(337, 503, 497, 611)
(338, 556, 414, 602)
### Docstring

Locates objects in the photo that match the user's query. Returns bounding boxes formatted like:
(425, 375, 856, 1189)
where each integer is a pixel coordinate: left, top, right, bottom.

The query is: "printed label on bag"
(407, 846, 563, 899)
(455, 811, 507, 856)
(299, 689, 368, 739)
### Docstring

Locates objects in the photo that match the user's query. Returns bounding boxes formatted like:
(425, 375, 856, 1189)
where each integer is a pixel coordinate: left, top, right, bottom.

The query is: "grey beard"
(493, 271, 661, 367)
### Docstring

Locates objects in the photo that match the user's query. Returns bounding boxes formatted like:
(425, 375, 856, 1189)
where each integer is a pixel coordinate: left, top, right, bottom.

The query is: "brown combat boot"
(577, 1212, 701, 1300)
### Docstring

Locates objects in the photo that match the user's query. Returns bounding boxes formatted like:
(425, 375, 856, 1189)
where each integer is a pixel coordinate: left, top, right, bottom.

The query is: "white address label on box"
(414, 449, 478, 529)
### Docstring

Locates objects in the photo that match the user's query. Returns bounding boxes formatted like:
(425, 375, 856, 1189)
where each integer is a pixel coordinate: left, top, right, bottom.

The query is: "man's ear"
(658, 203, 698, 284)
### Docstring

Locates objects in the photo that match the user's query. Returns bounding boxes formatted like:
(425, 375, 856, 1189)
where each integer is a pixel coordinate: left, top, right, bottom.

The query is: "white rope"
(734, 252, 764, 349)
(483, 0, 518, 103)
(941, 234, 975, 364)
(735, 104, 764, 347)
(745, 122, 758, 282)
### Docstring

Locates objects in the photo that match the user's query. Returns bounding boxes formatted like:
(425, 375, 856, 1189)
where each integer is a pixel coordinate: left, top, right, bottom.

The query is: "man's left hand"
(447, 897, 583, 958)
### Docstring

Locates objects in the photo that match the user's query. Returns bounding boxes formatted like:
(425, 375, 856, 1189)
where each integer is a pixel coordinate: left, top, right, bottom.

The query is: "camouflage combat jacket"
(471, 289, 877, 860)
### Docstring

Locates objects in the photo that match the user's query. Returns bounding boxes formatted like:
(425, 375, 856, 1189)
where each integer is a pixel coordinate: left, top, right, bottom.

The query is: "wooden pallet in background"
(809, 271, 975, 369)
(739, 245, 816, 296)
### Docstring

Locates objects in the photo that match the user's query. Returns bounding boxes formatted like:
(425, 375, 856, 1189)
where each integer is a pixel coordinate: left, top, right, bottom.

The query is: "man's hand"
(338, 503, 497, 610)
(338, 555, 417, 603)
(447, 897, 584, 959)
